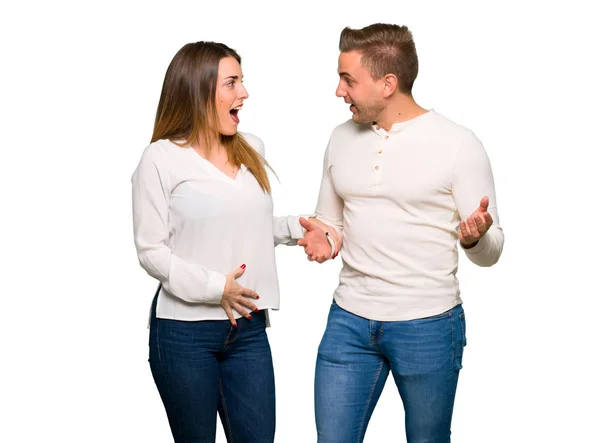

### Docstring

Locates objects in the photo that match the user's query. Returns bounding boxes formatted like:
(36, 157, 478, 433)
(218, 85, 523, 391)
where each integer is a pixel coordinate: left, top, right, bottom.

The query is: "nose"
(239, 83, 249, 100)
(335, 81, 346, 98)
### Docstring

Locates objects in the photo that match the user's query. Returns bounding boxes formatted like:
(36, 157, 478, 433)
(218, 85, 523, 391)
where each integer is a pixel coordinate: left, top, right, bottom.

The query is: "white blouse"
(132, 133, 304, 321)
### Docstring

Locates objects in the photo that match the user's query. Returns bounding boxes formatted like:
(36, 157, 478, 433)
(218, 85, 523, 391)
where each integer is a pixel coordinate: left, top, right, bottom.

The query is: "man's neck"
(375, 94, 428, 131)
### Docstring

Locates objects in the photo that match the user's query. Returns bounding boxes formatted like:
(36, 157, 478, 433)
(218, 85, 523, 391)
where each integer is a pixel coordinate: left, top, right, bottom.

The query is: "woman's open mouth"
(230, 106, 242, 124)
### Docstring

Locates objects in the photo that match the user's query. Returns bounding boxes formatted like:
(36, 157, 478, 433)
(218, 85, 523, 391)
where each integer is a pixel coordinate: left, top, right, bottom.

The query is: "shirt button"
(375, 165, 380, 170)
(377, 150, 382, 154)
(385, 135, 389, 140)
(376, 125, 380, 130)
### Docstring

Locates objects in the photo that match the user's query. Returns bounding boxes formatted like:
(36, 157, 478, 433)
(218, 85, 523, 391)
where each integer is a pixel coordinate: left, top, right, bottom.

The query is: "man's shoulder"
(428, 111, 478, 141)
(332, 119, 370, 135)
(329, 120, 374, 147)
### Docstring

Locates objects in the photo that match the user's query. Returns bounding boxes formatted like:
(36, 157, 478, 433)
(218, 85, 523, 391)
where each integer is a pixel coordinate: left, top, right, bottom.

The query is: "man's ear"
(382, 74, 398, 98)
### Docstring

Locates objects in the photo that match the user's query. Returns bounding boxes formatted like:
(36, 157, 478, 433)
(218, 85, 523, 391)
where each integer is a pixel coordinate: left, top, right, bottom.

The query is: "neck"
(375, 93, 428, 131)
(191, 138, 225, 159)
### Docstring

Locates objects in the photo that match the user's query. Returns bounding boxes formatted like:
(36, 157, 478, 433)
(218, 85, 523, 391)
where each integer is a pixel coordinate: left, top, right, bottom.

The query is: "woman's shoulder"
(139, 138, 186, 163)
(147, 138, 184, 153)
(239, 132, 265, 156)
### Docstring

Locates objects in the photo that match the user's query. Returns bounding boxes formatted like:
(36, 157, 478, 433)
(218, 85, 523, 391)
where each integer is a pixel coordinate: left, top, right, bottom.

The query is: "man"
(299, 23, 504, 443)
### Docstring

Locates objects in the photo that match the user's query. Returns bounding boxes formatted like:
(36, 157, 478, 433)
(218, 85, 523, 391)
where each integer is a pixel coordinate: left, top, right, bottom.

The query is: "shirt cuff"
(325, 232, 336, 259)
(207, 271, 227, 303)
(294, 214, 314, 238)
(461, 233, 489, 255)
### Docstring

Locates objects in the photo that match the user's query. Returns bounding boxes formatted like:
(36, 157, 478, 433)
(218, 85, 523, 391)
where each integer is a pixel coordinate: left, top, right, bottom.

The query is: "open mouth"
(230, 105, 242, 124)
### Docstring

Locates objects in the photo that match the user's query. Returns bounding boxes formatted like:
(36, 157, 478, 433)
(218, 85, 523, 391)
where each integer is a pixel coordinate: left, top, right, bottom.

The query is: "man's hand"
(297, 217, 335, 263)
(459, 196, 494, 248)
(309, 217, 341, 256)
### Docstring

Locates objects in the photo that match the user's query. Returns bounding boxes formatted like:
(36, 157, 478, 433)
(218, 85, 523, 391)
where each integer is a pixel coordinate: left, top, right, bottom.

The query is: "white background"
(2, 0, 599, 442)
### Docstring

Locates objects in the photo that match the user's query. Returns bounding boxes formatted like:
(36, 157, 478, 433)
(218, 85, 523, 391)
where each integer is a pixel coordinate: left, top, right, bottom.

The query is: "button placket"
(377, 131, 388, 159)
(373, 136, 385, 188)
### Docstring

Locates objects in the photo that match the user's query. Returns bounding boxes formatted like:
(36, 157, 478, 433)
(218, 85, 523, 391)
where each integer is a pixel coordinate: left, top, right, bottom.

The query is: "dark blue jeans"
(315, 301, 466, 443)
(149, 296, 275, 443)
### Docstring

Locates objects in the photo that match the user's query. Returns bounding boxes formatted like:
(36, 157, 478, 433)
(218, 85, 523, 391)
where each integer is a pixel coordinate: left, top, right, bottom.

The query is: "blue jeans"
(149, 295, 275, 443)
(315, 301, 466, 443)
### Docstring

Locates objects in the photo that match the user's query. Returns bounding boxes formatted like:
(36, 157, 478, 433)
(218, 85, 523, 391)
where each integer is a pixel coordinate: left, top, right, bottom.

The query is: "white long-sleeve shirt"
(131, 133, 304, 321)
(315, 110, 504, 321)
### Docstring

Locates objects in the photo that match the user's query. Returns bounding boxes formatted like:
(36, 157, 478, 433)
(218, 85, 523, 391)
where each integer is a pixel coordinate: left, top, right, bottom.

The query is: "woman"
(131, 42, 334, 442)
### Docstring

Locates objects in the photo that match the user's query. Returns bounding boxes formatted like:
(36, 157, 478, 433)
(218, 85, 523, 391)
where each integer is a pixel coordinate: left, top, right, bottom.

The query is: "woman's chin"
(218, 125, 238, 137)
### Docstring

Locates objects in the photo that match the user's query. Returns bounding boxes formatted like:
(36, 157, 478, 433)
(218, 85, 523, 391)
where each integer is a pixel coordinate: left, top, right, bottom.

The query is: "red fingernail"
(240, 264, 246, 269)
(254, 308, 258, 312)
(233, 323, 237, 328)
(256, 295, 260, 299)
(248, 315, 252, 320)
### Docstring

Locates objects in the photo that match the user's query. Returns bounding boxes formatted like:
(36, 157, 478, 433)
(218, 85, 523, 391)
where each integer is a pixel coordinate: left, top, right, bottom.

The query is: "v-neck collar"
(187, 145, 247, 185)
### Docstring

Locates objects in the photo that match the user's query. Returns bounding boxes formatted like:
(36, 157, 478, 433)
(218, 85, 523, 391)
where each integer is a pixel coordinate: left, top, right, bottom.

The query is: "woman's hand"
(221, 264, 259, 327)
